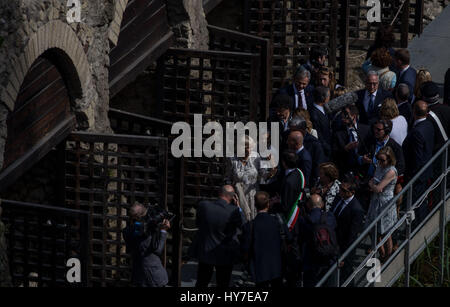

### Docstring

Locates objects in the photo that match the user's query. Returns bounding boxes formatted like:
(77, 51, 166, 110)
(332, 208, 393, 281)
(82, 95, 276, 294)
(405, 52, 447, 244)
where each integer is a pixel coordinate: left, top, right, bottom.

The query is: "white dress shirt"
(293, 84, 307, 110)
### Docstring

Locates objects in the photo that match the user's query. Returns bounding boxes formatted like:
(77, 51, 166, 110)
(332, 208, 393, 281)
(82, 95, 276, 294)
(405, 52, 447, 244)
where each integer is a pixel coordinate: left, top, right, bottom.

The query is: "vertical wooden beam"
(171, 157, 185, 287)
(415, 0, 424, 35)
(339, 0, 350, 87)
(329, 0, 338, 69)
(401, 0, 410, 48)
(243, 0, 251, 34)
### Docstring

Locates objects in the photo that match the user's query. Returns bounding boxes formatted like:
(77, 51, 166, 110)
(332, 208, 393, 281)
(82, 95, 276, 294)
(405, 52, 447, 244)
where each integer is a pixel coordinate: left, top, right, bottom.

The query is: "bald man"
(190, 185, 245, 287)
(287, 130, 312, 186)
(402, 100, 435, 222)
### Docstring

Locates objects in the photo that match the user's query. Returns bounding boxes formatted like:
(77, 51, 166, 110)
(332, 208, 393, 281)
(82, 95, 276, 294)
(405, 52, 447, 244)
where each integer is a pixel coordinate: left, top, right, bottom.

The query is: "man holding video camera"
(122, 203, 171, 287)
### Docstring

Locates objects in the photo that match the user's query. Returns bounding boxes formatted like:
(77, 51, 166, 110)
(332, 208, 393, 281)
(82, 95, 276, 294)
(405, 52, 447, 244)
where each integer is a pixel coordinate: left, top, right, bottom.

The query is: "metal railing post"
(439, 148, 448, 285)
(404, 187, 413, 287)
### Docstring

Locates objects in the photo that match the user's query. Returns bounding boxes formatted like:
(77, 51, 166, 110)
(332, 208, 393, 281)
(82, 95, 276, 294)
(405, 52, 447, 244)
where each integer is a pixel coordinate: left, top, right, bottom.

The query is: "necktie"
(300, 91, 306, 109)
(368, 94, 375, 115)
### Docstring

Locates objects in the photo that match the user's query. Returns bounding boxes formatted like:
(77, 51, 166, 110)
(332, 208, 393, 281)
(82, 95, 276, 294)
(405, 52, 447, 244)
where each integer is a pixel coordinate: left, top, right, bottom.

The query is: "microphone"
(324, 91, 359, 114)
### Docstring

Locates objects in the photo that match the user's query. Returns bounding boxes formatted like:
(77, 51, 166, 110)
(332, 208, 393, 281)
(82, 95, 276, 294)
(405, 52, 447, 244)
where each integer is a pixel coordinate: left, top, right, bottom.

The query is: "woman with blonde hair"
(367, 146, 398, 261)
(380, 98, 408, 145)
(414, 69, 432, 100)
(293, 108, 318, 138)
(225, 135, 265, 221)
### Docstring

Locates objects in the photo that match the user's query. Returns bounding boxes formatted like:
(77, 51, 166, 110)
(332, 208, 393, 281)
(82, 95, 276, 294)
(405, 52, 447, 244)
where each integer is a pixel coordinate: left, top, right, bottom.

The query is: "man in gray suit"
(191, 185, 245, 287)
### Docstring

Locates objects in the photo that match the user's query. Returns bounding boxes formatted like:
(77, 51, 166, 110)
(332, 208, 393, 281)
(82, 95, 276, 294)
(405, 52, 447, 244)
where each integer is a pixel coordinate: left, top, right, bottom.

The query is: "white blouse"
(390, 115, 408, 146)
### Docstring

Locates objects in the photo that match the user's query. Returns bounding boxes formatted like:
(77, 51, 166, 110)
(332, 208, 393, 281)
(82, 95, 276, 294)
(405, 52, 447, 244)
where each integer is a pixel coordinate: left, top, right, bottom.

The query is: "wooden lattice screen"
(64, 132, 168, 286)
(244, 0, 344, 90)
(347, 0, 424, 50)
(2, 200, 89, 287)
(208, 25, 272, 119)
(155, 48, 261, 206)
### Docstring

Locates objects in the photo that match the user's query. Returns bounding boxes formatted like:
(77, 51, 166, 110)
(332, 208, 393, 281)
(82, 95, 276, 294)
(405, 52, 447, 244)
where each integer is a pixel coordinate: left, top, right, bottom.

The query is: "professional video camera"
(133, 204, 175, 237)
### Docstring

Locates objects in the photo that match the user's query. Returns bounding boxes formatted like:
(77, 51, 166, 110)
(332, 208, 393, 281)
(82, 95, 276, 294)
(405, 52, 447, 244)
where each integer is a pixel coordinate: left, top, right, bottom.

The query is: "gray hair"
(294, 66, 311, 80)
(314, 86, 331, 103)
(366, 70, 379, 80)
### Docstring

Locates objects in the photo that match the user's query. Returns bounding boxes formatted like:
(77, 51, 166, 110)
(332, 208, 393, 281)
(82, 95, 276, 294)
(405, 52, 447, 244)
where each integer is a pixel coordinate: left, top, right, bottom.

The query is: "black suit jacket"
(304, 133, 327, 185)
(332, 123, 371, 174)
(309, 105, 332, 159)
(296, 148, 313, 187)
(396, 67, 417, 101)
(275, 83, 315, 111)
(428, 103, 450, 152)
(330, 196, 365, 253)
(241, 212, 292, 283)
(402, 119, 435, 181)
(191, 199, 244, 266)
(356, 89, 393, 125)
(398, 102, 413, 125)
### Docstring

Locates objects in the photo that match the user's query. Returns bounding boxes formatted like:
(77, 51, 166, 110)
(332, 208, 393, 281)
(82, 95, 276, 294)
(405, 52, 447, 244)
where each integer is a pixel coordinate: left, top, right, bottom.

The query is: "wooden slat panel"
(109, 0, 172, 98)
(3, 57, 72, 169)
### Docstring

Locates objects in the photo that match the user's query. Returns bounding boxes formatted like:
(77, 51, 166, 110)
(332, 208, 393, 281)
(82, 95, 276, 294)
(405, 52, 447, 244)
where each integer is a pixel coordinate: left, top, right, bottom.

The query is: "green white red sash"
(286, 168, 305, 231)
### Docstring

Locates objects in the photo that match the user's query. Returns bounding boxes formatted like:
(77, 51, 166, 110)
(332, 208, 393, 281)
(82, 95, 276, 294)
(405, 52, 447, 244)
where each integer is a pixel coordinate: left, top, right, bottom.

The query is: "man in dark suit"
(330, 174, 365, 284)
(241, 191, 291, 287)
(274, 66, 315, 112)
(269, 94, 293, 151)
(421, 82, 450, 152)
(356, 71, 393, 125)
(289, 116, 327, 185)
(358, 119, 405, 177)
(287, 131, 313, 187)
(310, 86, 333, 159)
(332, 104, 371, 175)
(191, 185, 245, 287)
(122, 203, 171, 287)
(275, 150, 307, 287)
(402, 101, 435, 222)
(395, 83, 413, 125)
(394, 49, 416, 102)
(298, 194, 337, 287)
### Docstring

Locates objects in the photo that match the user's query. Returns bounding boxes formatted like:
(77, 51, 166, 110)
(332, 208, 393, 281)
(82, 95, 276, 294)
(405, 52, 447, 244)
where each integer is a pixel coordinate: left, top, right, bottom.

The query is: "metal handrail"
(316, 140, 450, 287)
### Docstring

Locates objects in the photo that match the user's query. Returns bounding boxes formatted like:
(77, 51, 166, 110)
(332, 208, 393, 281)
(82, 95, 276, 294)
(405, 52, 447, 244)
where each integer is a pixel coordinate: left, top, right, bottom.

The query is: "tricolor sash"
(285, 168, 305, 231)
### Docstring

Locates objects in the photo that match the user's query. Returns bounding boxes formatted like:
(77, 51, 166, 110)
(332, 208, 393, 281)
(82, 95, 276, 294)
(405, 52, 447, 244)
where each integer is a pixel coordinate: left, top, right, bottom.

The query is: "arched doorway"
(3, 54, 73, 168)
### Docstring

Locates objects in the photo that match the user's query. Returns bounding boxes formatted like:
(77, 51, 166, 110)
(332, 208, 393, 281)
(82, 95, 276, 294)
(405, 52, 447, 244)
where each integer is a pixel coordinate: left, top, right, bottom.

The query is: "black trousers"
(196, 262, 233, 287)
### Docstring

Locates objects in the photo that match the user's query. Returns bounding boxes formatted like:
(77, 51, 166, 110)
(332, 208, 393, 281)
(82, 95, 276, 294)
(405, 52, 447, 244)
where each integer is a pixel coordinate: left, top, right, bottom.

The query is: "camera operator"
(122, 203, 171, 287)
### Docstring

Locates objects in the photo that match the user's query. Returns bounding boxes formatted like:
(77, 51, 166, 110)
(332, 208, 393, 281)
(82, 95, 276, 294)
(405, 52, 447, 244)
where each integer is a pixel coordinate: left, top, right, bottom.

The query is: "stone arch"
(0, 20, 91, 112)
(108, 0, 130, 46)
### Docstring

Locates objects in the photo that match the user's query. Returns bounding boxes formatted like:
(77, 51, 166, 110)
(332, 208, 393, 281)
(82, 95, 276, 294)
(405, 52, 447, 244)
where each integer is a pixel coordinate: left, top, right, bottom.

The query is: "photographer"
(122, 203, 171, 287)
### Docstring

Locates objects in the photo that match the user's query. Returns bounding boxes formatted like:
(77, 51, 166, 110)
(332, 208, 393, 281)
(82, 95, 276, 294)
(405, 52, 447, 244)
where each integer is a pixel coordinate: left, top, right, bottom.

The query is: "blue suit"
(396, 66, 417, 102)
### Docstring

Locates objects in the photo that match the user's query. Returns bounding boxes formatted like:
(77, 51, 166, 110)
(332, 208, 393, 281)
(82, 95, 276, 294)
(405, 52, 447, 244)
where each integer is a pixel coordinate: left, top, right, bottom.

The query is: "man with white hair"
(355, 71, 393, 125)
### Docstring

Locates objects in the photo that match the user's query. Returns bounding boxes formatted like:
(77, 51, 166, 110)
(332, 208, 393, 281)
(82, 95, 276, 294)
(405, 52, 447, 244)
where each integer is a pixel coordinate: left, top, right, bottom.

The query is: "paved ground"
(409, 4, 450, 96)
(180, 261, 254, 287)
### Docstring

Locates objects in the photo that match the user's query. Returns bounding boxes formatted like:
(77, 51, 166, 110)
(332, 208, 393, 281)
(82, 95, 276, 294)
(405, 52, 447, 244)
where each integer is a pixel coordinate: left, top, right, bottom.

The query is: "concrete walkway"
(409, 4, 450, 95)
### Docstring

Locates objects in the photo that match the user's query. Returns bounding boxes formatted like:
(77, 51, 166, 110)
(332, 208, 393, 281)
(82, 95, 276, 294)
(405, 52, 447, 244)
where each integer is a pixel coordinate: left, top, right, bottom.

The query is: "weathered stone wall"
(166, 0, 209, 50)
(0, 0, 115, 169)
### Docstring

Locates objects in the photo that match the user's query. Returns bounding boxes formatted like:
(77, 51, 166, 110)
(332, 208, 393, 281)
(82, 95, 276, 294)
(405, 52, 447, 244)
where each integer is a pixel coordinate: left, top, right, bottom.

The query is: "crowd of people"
(188, 25, 450, 288)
